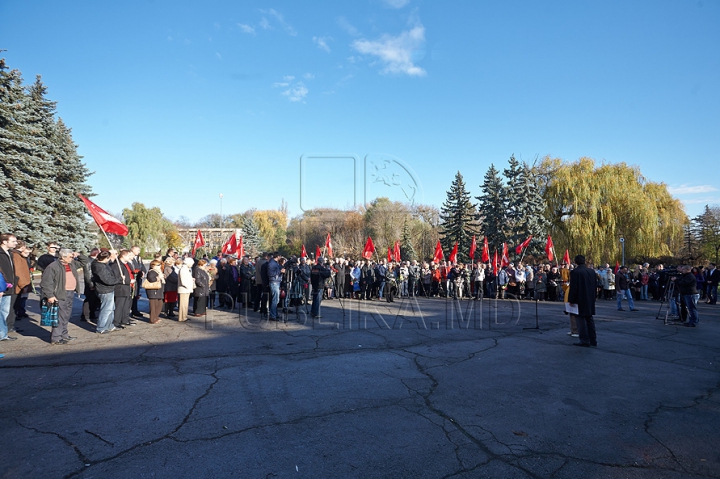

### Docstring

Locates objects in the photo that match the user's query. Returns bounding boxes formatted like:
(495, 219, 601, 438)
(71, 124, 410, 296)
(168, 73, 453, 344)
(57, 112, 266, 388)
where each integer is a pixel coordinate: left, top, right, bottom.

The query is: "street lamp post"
(219, 193, 224, 230)
(620, 236, 625, 267)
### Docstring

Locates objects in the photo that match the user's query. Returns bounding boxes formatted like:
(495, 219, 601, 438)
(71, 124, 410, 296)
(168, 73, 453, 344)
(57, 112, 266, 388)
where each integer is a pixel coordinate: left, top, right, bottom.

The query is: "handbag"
(40, 299, 59, 327)
(142, 277, 162, 290)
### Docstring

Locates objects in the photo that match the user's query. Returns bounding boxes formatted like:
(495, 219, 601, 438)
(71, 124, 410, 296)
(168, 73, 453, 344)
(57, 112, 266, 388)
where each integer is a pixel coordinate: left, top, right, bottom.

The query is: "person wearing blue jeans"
(266, 253, 284, 321)
(0, 233, 19, 341)
(310, 257, 331, 318)
(675, 265, 700, 327)
(91, 250, 121, 333)
(615, 266, 637, 311)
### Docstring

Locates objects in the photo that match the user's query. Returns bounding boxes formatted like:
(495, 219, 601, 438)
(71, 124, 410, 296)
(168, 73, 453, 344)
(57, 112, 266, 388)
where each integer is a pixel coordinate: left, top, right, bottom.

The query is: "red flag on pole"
(393, 241, 401, 263)
(469, 235, 477, 260)
(325, 233, 333, 258)
(316, 245, 322, 259)
(482, 237, 490, 263)
(614, 260, 620, 274)
(433, 241, 444, 263)
(301, 245, 308, 258)
(562, 249, 571, 265)
(78, 194, 129, 236)
(493, 250, 498, 276)
(192, 230, 205, 256)
(545, 235, 554, 261)
(221, 232, 237, 255)
(448, 242, 458, 264)
(501, 243, 510, 267)
(387, 247, 393, 263)
(237, 235, 244, 258)
(515, 235, 533, 255)
(362, 237, 375, 259)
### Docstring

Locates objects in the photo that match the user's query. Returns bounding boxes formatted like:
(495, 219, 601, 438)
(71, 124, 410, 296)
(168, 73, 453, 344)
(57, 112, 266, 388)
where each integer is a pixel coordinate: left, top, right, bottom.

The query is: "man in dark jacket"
(130, 246, 147, 318)
(310, 257, 331, 318)
(0, 233, 19, 341)
(615, 266, 637, 311)
(705, 263, 720, 305)
(568, 255, 598, 347)
(297, 257, 311, 305)
(267, 253, 284, 321)
(674, 265, 700, 327)
(112, 250, 135, 329)
(334, 258, 346, 299)
(40, 248, 88, 344)
(81, 248, 100, 322)
(91, 250, 121, 334)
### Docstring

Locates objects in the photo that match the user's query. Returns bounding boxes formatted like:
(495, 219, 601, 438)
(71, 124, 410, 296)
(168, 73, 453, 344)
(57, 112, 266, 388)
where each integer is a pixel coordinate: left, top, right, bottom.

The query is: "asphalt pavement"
(1, 291, 718, 479)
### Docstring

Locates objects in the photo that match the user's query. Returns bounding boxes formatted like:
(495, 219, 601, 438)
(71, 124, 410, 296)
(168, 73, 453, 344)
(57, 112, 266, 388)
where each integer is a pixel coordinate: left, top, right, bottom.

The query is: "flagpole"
(99, 224, 125, 283)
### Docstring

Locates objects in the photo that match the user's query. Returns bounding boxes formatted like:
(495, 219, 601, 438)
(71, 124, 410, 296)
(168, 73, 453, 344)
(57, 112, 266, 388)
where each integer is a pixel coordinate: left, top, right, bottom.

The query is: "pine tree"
(241, 215, 264, 256)
(0, 62, 55, 246)
(507, 163, 550, 259)
(476, 164, 508, 252)
(439, 172, 478, 263)
(400, 218, 416, 261)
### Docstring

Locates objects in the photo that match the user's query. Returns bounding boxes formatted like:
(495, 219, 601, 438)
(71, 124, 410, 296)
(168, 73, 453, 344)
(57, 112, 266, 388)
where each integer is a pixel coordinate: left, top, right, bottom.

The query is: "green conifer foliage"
(400, 218, 416, 261)
(439, 172, 478, 263)
(476, 164, 508, 252)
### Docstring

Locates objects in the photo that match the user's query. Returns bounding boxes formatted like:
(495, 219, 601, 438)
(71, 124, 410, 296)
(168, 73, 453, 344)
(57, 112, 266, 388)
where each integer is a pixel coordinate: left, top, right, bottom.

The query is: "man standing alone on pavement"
(568, 254, 598, 348)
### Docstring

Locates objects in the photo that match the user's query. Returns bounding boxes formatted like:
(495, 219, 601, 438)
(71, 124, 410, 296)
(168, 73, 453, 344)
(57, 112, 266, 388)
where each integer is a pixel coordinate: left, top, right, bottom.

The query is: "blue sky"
(1, 0, 719, 222)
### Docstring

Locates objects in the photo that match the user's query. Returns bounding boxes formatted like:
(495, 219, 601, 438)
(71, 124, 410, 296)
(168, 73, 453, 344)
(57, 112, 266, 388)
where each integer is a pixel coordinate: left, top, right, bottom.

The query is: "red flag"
(221, 232, 237, 255)
(482, 237, 490, 263)
(192, 230, 205, 256)
(448, 242, 458, 264)
(493, 250, 498, 276)
(362, 237, 375, 259)
(614, 260, 620, 274)
(325, 233, 333, 258)
(387, 247, 393, 262)
(515, 235, 533, 255)
(301, 245, 308, 258)
(433, 240, 444, 263)
(78, 194, 129, 236)
(545, 235, 554, 261)
(393, 241, 401, 263)
(562, 249, 571, 265)
(237, 235, 245, 258)
(316, 245, 322, 259)
(501, 243, 510, 267)
(469, 235, 477, 260)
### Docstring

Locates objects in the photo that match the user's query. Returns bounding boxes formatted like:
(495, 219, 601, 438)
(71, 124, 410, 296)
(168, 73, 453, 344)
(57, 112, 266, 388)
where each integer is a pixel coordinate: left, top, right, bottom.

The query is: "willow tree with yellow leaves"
(536, 157, 687, 264)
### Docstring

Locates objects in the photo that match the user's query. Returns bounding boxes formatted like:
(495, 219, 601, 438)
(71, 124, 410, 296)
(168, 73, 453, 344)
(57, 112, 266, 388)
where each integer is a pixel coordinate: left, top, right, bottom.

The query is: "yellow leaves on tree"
(538, 157, 687, 264)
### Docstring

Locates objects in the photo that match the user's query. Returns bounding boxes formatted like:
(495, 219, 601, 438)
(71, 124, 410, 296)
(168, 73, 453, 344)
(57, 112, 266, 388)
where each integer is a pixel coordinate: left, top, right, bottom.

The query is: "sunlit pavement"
(1, 293, 718, 478)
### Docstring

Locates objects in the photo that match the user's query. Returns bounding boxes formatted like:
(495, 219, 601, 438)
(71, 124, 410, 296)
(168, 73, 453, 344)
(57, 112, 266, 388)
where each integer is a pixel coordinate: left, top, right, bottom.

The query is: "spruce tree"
(400, 218, 416, 261)
(476, 164, 508, 253)
(241, 215, 264, 256)
(508, 164, 550, 259)
(439, 171, 478, 263)
(0, 62, 55, 246)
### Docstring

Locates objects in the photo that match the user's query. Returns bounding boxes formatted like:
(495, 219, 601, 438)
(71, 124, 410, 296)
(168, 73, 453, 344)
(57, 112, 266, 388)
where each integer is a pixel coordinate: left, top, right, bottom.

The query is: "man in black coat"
(568, 255, 598, 347)
(705, 263, 720, 305)
(334, 258, 346, 299)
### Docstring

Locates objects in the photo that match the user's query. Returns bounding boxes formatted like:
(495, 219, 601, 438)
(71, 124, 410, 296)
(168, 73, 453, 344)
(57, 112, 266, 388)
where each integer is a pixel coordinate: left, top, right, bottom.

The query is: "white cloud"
(238, 23, 256, 35)
(215, 52, 222, 60)
(383, 0, 410, 8)
(273, 76, 308, 102)
(259, 8, 297, 36)
(352, 24, 426, 76)
(303, 73, 315, 80)
(282, 84, 308, 102)
(313, 36, 332, 53)
(668, 184, 719, 195)
(337, 16, 360, 37)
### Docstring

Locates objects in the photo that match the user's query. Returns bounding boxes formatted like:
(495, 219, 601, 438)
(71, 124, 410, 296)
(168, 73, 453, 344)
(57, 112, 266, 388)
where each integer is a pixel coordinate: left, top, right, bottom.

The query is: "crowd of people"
(0, 230, 717, 346)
